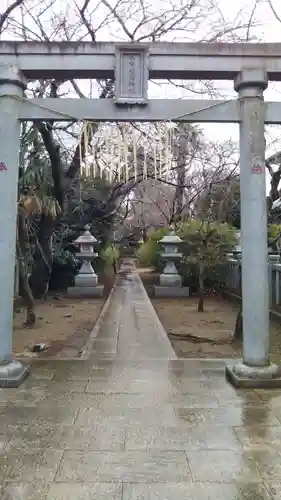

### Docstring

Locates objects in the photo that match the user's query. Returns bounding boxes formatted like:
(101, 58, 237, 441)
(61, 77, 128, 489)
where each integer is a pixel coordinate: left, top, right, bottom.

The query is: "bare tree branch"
(268, 0, 281, 24)
(101, 0, 134, 40)
(0, 0, 25, 34)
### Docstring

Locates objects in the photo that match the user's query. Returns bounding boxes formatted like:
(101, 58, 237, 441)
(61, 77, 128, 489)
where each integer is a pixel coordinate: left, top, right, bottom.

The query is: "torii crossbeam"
(0, 41, 279, 387)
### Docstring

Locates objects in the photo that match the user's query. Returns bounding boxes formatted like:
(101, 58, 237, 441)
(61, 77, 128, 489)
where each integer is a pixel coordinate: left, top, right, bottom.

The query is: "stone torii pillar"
(0, 65, 29, 387)
(226, 68, 281, 387)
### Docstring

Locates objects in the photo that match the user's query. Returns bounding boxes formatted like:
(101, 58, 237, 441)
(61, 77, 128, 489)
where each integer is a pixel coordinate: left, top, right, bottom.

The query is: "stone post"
(0, 65, 29, 387)
(226, 69, 281, 387)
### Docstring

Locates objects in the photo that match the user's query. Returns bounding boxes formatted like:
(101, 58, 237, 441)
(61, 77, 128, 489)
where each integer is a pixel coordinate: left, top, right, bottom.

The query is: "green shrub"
(137, 221, 236, 306)
(54, 249, 81, 270)
(101, 244, 120, 267)
(178, 219, 236, 311)
(136, 227, 169, 270)
(268, 224, 281, 250)
(49, 249, 81, 290)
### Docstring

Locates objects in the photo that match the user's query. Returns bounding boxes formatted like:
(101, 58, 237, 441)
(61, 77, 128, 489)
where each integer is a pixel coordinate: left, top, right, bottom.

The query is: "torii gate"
(0, 41, 280, 388)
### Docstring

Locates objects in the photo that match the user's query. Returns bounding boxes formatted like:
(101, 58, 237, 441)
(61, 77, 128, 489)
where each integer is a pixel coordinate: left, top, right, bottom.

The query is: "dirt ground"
(13, 296, 105, 358)
(152, 296, 240, 358)
(138, 269, 281, 361)
(13, 271, 115, 359)
(152, 296, 281, 361)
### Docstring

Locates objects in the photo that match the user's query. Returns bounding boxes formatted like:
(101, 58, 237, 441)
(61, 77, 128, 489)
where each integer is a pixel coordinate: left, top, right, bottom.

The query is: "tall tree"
(0, 0, 259, 299)
(178, 220, 237, 312)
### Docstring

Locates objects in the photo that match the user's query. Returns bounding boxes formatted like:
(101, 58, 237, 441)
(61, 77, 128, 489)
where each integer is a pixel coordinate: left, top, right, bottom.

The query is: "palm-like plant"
(16, 124, 61, 326)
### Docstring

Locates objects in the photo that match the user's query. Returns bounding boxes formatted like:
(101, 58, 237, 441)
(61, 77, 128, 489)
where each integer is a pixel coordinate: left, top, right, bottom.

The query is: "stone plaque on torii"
(115, 45, 148, 105)
(0, 41, 280, 387)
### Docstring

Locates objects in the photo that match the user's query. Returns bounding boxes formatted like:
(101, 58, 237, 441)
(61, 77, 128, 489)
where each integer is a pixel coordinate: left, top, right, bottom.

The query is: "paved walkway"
(0, 262, 281, 499)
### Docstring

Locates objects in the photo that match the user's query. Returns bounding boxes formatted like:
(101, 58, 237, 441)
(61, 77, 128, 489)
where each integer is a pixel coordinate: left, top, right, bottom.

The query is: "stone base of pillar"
(68, 285, 104, 298)
(226, 361, 281, 388)
(75, 274, 98, 287)
(154, 286, 189, 297)
(0, 360, 29, 388)
(160, 274, 181, 287)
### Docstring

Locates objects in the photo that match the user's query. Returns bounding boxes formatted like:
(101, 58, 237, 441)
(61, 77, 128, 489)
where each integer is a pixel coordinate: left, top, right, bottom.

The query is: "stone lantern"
(154, 229, 189, 297)
(159, 230, 182, 287)
(75, 225, 98, 286)
(68, 225, 104, 297)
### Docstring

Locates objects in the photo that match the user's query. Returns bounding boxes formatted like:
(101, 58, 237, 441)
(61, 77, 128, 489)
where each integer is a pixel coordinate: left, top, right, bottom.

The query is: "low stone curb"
(80, 277, 119, 360)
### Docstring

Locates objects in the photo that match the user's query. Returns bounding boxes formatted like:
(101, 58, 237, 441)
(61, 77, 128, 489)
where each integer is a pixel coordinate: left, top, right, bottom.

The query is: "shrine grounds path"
(0, 261, 281, 499)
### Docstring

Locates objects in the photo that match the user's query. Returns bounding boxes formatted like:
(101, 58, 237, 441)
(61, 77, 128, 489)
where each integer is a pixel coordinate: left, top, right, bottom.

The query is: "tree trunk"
(233, 307, 243, 341)
(174, 153, 186, 221)
(174, 126, 187, 222)
(198, 264, 205, 312)
(31, 81, 116, 300)
(142, 227, 148, 242)
(29, 215, 56, 299)
(17, 212, 36, 327)
(18, 253, 36, 328)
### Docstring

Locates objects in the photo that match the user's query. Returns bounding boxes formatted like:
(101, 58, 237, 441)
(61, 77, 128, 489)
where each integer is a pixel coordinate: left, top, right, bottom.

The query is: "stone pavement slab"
(122, 483, 272, 500)
(0, 262, 281, 498)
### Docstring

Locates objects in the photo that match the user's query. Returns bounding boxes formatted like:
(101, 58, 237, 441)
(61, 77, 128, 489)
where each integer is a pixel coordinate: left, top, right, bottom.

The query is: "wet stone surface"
(0, 265, 281, 498)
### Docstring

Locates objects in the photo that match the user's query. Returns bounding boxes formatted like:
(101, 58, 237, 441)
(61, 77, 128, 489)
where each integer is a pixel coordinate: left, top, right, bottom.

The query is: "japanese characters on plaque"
(128, 53, 137, 95)
(115, 45, 148, 105)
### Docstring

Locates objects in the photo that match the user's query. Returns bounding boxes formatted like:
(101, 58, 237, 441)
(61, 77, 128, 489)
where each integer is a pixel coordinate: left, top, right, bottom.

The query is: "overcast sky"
(3, 0, 281, 167)
(146, 0, 281, 151)
(202, 0, 281, 148)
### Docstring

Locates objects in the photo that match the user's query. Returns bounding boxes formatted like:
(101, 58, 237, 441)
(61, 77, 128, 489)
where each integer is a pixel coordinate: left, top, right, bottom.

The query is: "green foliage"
(49, 249, 81, 291)
(268, 224, 281, 249)
(178, 219, 236, 311)
(137, 241, 157, 267)
(151, 227, 170, 241)
(138, 221, 236, 274)
(101, 245, 120, 267)
(178, 220, 237, 269)
(66, 177, 117, 249)
(54, 249, 80, 270)
(137, 227, 169, 269)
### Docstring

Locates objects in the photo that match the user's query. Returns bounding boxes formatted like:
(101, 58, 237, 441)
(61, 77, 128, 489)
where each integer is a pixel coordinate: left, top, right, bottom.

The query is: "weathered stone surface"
(1, 262, 281, 498)
(154, 285, 189, 297)
(159, 274, 181, 287)
(0, 361, 29, 388)
(226, 363, 281, 388)
(123, 483, 271, 500)
(67, 285, 104, 297)
(56, 450, 192, 482)
(46, 483, 122, 500)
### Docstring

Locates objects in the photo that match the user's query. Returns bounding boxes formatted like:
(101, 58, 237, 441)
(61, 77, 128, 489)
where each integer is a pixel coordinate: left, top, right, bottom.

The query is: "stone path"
(0, 262, 281, 498)
(84, 265, 176, 360)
